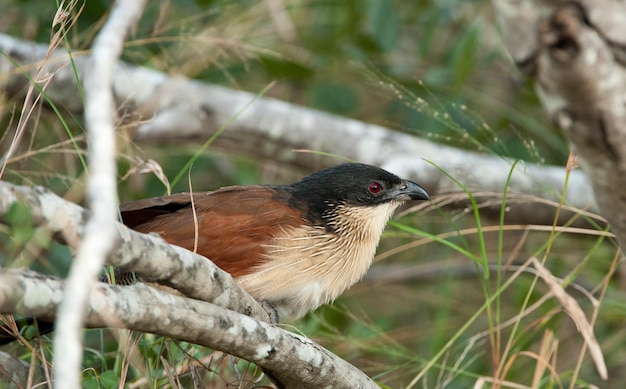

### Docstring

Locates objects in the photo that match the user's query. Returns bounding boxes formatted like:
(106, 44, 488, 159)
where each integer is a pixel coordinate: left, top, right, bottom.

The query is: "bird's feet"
(260, 301, 280, 324)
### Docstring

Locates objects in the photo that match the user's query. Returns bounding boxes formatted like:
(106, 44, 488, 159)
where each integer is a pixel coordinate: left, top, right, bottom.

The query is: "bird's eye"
(368, 182, 382, 194)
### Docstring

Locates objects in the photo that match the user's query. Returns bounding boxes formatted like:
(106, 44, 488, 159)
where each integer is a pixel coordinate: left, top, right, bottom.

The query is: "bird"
(1, 163, 428, 344)
(120, 163, 429, 321)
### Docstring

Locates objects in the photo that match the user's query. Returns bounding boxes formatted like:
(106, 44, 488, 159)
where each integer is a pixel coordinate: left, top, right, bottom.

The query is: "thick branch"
(0, 269, 377, 389)
(0, 181, 376, 386)
(0, 34, 597, 226)
(493, 0, 626, 247)
(0, 181, 271, 322)
(0, 351, 46, 388)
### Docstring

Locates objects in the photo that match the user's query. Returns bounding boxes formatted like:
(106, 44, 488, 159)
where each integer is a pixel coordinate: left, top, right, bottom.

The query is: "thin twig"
(52, 1, 147, 388)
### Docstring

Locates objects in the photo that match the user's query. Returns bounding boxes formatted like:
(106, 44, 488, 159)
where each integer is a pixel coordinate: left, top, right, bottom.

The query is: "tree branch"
(52, 1, 147, 387)
(0, 180, 271, 322)
(0, 269, 377, 389)
(0, 34, 598, 227)
(0, 181, 376, 387)
(0, 351, 46, 388)
(493, 0, 626, 247)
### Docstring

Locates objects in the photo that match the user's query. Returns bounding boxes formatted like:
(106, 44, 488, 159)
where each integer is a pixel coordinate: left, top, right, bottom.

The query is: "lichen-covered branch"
(0, 269, 377, 389)
(0, 181, 270, 322)
(0, 181, 377, 387)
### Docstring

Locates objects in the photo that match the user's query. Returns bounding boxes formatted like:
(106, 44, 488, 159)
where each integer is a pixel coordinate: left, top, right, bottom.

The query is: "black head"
(286, 163, 429, 227)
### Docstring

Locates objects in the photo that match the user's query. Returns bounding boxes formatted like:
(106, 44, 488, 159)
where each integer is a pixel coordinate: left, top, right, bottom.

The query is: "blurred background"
(1, 1, 623, 388)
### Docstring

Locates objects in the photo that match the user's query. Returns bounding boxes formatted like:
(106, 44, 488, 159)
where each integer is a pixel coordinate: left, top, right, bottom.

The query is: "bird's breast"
(235, 201, 401, 321)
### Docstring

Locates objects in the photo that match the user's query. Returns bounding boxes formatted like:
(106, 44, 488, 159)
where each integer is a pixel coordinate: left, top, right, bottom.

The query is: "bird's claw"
(260, 301, 280, 324)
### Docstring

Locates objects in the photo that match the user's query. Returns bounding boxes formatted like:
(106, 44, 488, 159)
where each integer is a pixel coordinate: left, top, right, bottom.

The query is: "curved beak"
(388, 179, 429, 201)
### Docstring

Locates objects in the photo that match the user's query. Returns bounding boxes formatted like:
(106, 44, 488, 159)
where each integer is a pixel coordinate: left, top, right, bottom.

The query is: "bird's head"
(287, 163, 429, 230)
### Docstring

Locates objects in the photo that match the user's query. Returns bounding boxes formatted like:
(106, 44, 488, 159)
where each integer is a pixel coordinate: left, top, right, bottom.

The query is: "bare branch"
(0, 34, 597, 226)
(493, 0, 626, 247)
(0, 269, 378, 389)
(52, 1, 147, 387)
(0, 181, 271, 322)
(0, 351, 46, 388)
(0, 178, 378, 387)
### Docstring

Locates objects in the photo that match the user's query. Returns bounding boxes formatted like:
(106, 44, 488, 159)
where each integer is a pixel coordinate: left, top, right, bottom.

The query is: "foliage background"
(1, 0, 624, 388)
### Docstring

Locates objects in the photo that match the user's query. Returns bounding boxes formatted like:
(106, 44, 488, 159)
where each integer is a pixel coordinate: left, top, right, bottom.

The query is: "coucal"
(1, 163, 428, 343)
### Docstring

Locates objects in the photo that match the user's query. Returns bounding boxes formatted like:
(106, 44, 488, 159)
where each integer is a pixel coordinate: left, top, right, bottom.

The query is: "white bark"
(2, 180, 377, 387)
(493, 0, 626, 247)
(0, 181, 271, 322)
(33, 2, 148, 387)
(0, 269, 377, 389)
(0, 34, 597, 227)
(0, 180, 378, 387)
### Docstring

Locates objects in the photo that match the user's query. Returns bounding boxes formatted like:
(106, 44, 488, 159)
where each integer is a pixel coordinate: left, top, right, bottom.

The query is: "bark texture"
(0, 181, 271, 321)
(493, 0, 626, 247)
(0, 181, 377, 388)
(0, 33, 598, 227)
(0, 269, 376, 389)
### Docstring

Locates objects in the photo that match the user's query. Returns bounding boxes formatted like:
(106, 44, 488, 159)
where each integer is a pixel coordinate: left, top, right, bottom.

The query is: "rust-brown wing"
(120, 186, 304, 277)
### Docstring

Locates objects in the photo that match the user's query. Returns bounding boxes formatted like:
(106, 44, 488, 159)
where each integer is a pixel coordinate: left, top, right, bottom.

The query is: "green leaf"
(5, 201, 33, 227)
(82, 378, 99, 389)
(307, 82, 359, 114)
(23, 324, 40, 340)
(449, 24, 481, 86)
(98, 370, 120, 389)
(259, 56, 313, 80)
(363, 0, 399, 52)
(5, 202, 34, 246)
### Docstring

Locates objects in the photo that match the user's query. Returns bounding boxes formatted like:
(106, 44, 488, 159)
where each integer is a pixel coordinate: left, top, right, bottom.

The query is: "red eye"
(368, 182, 382, 194)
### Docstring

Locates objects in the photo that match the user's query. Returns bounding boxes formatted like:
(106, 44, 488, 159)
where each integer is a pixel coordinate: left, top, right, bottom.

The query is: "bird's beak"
(389, 180, 430, 201)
